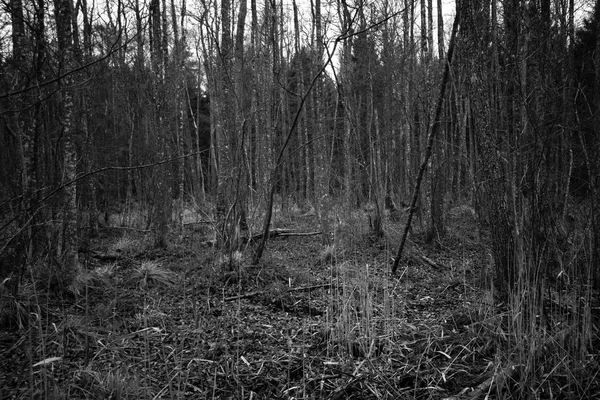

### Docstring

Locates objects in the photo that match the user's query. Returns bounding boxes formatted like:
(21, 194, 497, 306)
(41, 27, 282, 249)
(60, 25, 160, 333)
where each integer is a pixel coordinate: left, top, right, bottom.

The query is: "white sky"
(0, 0, 595, 68)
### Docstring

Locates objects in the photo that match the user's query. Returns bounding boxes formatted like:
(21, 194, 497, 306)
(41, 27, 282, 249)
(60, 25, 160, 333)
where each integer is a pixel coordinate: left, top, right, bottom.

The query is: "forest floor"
(1, 203, 598, 399)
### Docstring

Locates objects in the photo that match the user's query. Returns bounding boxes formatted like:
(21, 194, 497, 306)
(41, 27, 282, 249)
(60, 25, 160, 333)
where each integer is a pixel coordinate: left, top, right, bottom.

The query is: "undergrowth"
(0, 202, 598, 399)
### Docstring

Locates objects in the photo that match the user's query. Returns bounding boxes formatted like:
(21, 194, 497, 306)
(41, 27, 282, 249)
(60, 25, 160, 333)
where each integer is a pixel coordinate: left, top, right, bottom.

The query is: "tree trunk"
(150, 0, 171, 248)
(9, 0, 33, 295)
(437, 0, 444, 59)
(54, 0, 80, 286)
(339, 0, 354, 210)
(427, 0, 433, 59)
(392, 12, 459, 275)
(594, 0, 600, 288)
(420, 0, 428, 55)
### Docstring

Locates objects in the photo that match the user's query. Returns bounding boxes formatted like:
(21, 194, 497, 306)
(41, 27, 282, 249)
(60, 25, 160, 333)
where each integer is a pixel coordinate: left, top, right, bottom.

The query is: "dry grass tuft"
(110, 234, 148, 255)
(74, 368, 143, 399)
(317, 244, 338, 266)
(322, 261, 390, 360)
(92, 263, 117, 280)
(131, 260, 176, 289)
(0, 282, 29, 329)
(68, 263, 118, 295)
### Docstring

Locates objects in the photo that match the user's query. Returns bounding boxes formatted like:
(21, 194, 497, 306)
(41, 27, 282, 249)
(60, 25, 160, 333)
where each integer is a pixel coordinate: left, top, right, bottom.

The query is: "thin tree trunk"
(150, 0, 171, 248)
(420, 0, 428, 55)
(214, 0, 234, 251)
(392, 12, 459, 275)
(339, 0, 354, 210)
(252, 37, 340, 264)
(234, 0, 248, 236)
(437, 0, 444, 59)
(54, 0, 80, 285)
(428, 0, 433, 58)
(9, 0, 33, 294)
(171, 0, 186, 238)
(77, 0, 98, 235)
(594, 0, 600, 288)
(313, 0, 330, 244)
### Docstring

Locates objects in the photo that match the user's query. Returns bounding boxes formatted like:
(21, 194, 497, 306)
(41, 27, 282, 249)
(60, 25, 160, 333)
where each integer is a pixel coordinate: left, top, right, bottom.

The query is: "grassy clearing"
(0, 201, 598, 399)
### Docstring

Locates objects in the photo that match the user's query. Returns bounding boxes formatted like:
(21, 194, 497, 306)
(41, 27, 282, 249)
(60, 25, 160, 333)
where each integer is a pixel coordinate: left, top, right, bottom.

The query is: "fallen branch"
(224, 282, 333, 302)
(201, 229, 322, 247)
(246, 228, 321, 242)
(307, 374, 341, 383)
(419, 255, 442, 270)
(469, 364, 520, 399)
(183, 221, 212, 226)
(443, 364, 520, 400)
(330, 376, 362, 400)
(277, 231, 322, 237)
(287, 282, 333, 293)
(91, 253, 123, 262)
(104, 226, 151, 233)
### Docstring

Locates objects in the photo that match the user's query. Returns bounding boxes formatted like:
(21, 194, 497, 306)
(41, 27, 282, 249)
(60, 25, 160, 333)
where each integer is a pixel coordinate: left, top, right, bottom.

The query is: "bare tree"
(150, 0, 172, 248)
(437, 0, 444, 59)
(392, 11, 459, 275)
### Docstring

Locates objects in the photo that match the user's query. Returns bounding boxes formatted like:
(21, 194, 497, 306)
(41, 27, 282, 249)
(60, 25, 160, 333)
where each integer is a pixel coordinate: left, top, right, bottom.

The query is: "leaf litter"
(0, 208, 598, 399)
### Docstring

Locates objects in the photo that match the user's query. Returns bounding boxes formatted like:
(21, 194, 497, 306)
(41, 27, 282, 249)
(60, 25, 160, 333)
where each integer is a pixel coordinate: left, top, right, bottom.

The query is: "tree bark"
(150, 0, 171, 248)
(420, 0, 428, 55)
(437, 0, 444, 59)
(54, 0, 80, 285)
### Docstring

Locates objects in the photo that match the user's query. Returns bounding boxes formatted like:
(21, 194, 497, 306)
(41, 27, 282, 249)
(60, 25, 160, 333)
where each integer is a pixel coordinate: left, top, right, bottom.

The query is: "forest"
(1, 0, 599, 398)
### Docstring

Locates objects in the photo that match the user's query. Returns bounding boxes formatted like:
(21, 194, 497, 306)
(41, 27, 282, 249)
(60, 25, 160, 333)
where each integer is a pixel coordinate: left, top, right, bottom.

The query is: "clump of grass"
(78, 369, 143, 399)
(67, 263, 118, 295)
(43, 314, 85, 355)
(134, 305, 168, 328)
(92, 263, 117, 280)
(105, 205, 148, 229)
(0, 279, 29, 329)
(30, 257, 83, 295)
(339, 212, 371, 242)
(110, 234, 146, 255)
(215, 251, 242, 268)
(216, 251, 248, 284)
(263, 281, 292, 306)
(131, 260, 176, 289)
(324, 261, 388, 359)
(318, 245, 338, 266)
(490, 223, 600, 399)
(288, 201, 306, 215)
(127, 209, 148, 229)
(252, 251, 312, 288)
(181, 205, 200, 225)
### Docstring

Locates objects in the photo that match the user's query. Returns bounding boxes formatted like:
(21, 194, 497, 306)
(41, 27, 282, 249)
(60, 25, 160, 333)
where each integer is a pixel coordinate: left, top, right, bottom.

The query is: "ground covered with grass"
(1, 203, 598, 399)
